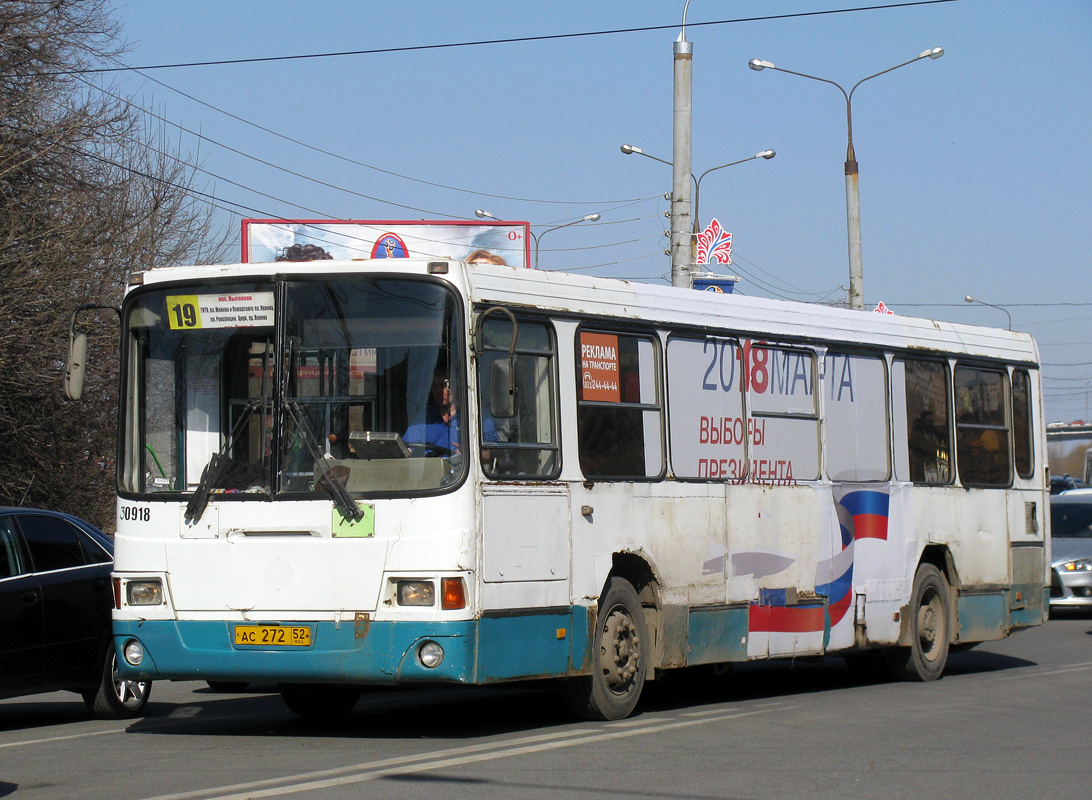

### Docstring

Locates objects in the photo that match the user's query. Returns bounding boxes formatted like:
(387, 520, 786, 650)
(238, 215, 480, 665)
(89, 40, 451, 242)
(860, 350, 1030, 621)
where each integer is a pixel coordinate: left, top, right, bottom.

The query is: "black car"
(0, 508, 150, 718)
(1051, 474, 1080, 495)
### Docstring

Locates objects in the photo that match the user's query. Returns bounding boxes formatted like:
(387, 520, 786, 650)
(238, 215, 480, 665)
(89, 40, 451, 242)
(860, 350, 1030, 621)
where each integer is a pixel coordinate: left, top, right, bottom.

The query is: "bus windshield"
(121, 277, 466, 499)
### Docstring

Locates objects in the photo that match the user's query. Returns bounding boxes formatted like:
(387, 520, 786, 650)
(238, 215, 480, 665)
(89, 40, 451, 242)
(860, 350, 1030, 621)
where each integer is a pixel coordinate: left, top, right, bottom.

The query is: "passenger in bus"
(909, 409, 945, 482)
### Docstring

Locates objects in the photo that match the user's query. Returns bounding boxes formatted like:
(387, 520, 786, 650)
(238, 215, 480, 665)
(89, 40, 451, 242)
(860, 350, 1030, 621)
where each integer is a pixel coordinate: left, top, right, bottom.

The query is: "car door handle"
(22, 591, 39, 604)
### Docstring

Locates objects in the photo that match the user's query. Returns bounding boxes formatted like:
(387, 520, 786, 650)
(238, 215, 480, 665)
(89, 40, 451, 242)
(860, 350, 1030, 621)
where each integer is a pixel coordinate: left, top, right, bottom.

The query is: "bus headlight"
(123, 639, 145, 667)
(126, 579, 164, 606)
(418, 640, 444, 668)
(397, 580, 435, 607)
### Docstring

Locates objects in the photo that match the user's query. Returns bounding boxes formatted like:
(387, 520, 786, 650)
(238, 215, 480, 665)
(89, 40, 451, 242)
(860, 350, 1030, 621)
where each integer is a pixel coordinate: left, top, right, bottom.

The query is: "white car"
(1049, 491, 1092, 610)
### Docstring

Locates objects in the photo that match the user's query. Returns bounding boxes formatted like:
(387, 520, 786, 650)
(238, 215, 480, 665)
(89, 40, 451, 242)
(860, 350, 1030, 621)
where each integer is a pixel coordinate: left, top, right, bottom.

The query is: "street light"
(621, 144, 775, 258)
(693, 150, 775, 234)
(477, 209, 601, 269)
(530, 214, 601, 269)
(964, 295, 1012, 330)
(749, 47, 944, 310)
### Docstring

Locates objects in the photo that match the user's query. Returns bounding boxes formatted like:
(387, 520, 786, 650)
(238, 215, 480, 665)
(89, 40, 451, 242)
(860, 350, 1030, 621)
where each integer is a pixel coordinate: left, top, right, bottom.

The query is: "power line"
(34, 2, 959, 76)
(113, 64, 658, 207)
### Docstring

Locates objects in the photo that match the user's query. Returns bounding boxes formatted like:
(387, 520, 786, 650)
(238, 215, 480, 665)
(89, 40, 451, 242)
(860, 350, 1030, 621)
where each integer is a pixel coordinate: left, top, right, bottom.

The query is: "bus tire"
(83, 647, 151, 719)
(280, 684, 361, 719)
(884, 563, 951, 681)
(562, 577, 648, 721)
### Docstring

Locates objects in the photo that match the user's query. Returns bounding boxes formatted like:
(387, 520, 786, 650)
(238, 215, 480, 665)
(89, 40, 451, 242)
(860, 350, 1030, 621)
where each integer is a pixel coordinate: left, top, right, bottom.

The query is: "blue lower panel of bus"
(114, 607, 592, 686)
(686, 605, 750, 665)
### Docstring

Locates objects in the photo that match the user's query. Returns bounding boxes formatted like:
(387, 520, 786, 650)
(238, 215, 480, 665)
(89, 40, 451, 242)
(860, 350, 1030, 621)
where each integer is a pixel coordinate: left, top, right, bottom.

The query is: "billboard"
(241, 219, 531, 268)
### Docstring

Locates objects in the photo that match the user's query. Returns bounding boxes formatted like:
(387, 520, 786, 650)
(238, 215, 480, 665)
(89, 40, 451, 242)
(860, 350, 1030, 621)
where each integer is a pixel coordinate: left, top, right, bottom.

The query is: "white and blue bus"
(69, 251, 1049, 720)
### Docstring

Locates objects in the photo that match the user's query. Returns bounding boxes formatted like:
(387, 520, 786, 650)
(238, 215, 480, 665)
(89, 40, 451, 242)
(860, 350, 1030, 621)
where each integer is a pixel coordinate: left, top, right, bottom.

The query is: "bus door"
(475, 314, 571, 678)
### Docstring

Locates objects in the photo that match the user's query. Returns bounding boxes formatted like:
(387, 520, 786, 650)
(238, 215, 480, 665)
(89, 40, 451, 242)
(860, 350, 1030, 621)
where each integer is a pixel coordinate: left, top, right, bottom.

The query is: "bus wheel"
(884, 564, 951, 681)
(562, 577, 648, 721)
(280, 685, 361, 719)
(83, 648, 151, 719)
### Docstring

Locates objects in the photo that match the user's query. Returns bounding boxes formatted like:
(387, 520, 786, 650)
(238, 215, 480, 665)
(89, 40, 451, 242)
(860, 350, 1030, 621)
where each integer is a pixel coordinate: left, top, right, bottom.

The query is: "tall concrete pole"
(671, 32, 693, 288)
(844, 112, 863, 310)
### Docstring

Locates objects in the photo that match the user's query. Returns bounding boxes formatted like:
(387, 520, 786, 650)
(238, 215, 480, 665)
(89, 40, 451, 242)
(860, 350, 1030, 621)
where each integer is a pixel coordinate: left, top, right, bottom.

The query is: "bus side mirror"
(64, 331, 87, 401)
(489, 359, 516, 419)
(63, 303, 121, 401)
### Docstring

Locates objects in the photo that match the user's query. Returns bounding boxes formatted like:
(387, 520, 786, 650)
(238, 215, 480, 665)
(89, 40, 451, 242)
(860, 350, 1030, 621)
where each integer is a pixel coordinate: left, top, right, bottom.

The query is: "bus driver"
(404, 368, 460, 455)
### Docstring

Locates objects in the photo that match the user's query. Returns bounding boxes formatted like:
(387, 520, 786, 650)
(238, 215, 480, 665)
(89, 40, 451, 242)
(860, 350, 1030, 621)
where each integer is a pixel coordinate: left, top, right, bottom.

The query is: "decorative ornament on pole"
(696, 218, 733, 265)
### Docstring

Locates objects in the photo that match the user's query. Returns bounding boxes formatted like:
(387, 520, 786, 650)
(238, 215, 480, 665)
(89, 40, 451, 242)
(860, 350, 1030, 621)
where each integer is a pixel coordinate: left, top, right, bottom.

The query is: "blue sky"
(111, 0, 1091, 423)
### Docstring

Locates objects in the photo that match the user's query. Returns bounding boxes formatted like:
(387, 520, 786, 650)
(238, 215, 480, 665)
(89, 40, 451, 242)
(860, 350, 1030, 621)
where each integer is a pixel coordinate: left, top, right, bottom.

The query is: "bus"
(67, 252, 1050, 720)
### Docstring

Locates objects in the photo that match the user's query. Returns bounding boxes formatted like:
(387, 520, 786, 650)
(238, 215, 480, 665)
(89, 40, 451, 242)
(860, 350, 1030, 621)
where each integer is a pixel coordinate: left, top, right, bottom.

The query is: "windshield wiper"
(284, 400, 364, 524)
(184, 399, 264, 525)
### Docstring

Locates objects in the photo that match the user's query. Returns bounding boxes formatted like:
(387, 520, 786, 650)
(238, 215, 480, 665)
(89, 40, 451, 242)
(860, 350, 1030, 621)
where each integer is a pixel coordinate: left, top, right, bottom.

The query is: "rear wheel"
(562, 577, 648, 720)
(884, 563, 951, 681)
(83, 648, 151, 719)
(280, 684, 361, 719)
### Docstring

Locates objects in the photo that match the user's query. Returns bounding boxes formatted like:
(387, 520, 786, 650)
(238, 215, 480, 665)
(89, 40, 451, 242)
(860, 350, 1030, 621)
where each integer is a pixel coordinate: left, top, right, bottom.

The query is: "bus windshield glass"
(121, 277, 466, 498)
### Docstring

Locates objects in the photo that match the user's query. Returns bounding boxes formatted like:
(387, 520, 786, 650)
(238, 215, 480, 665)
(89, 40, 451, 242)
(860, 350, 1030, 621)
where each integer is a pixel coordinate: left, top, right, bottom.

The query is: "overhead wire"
(55, 1, 964, 278)
(110, 62, 658, 207)
(35, 2, 959, 76)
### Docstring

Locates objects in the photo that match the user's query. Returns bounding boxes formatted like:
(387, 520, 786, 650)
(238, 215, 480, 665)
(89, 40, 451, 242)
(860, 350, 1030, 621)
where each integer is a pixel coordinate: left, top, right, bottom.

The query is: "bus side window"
(1012, 369, 1034, 479)
(955, 365, 1011, 487)
(576, 329, 663, 479)
(477, 317, 560, 479)
(824, 352, 889, 482)
(898, 359, 953, 485)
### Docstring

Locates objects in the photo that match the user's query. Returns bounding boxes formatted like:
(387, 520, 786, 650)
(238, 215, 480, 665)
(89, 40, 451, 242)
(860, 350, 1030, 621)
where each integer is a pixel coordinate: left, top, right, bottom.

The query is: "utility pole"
(670, 16, 693, 288)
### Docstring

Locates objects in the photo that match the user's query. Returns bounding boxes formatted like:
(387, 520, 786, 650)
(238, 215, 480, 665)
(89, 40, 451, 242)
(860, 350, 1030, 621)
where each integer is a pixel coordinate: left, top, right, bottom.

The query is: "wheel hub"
(601, 608, 641, 691)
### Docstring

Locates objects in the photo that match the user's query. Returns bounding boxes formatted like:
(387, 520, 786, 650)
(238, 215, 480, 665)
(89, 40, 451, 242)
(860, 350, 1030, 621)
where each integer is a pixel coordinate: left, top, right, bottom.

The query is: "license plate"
(233, 625, 312, 647)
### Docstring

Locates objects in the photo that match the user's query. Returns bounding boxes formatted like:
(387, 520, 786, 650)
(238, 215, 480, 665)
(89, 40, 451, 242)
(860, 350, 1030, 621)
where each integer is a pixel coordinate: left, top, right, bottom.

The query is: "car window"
(77, 533, 111, 565)
(0, 517, 26, 578)
(18, 515, 88, 572)
(1050, 502, 1092, 538)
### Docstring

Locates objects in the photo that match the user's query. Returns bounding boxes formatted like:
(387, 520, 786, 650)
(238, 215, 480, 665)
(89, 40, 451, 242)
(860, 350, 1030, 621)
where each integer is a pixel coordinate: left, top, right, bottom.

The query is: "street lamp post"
(529, 214, 601, 269)
(476, 210, 601, 269)
(693, 150, 775, 235)
(964, 295, 1012, 330)
(748, 47, 943, 310)
(622, 144, 775, 263)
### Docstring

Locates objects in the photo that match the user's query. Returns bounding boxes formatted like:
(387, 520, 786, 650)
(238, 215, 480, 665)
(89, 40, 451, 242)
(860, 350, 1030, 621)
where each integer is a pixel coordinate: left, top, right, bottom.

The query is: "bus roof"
(133, 259, 1040, 366)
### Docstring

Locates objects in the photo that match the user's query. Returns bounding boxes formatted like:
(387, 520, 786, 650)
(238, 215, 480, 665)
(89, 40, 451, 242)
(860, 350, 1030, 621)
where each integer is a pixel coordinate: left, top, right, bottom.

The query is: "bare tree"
(0, 0, 227, 527)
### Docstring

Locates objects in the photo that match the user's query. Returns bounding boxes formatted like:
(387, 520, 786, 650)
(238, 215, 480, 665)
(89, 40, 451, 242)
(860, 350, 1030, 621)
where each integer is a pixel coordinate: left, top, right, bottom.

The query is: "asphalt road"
(2, 613, 1090, 800)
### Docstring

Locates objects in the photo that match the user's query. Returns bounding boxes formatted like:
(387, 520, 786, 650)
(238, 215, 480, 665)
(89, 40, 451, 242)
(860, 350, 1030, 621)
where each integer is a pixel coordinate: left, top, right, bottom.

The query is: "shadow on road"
(58, 641, 1031, 741)
(0, 631, 1049, 740)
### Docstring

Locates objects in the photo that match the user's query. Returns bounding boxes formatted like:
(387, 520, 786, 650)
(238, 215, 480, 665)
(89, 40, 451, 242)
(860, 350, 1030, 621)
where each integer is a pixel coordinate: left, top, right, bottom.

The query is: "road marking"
(139, 706, 792, 800)
(0, 728, 123, 749)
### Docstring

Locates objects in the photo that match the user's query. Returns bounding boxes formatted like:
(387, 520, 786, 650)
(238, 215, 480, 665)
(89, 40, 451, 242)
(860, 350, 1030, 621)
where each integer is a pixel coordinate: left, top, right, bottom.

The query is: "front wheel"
(562, 577, 648, 721)
(83, 648, 151, 719)
(884, 563, 951, 681)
